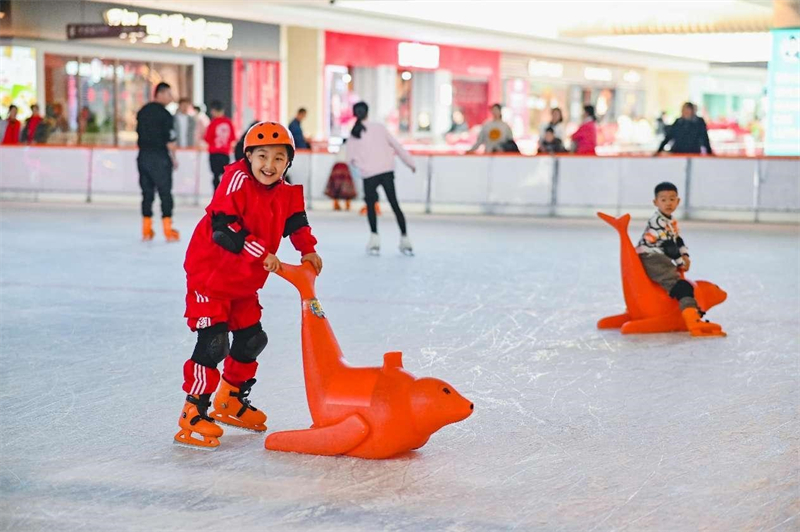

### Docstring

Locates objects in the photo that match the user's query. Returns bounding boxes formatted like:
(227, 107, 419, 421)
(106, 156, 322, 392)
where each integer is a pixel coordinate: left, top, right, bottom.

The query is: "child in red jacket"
(175, 121, 323, 450)
(204, 100, 237, 190)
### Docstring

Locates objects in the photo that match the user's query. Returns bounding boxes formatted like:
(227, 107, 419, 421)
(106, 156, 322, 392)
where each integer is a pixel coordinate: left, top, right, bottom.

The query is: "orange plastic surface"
(264, 262, 474, 459)
(596, 212, 727, 334)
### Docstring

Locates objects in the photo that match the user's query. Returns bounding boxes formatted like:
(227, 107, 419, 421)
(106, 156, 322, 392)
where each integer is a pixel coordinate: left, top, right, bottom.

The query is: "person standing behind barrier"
(193, 105, 210, 147)
(174, 98, 196, 148)
(466, 103, 513, 154)
(655, 102, 713, 156)
(538, 127, 567, 154)
(346, 101, 416, 256)
(137, 82, 180, 242)
(204, 101, 236, 190)
(0, 105, 21, 145)
(288, 108, 310, 150)
(571, 105, 597, 155)
(22, 104, 43, 144)
(540, 107, 565, 147)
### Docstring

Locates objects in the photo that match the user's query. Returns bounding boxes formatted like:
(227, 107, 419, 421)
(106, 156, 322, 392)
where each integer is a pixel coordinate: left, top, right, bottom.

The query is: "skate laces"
(231, 378, 258, 417)
(187, 394, 216, 425)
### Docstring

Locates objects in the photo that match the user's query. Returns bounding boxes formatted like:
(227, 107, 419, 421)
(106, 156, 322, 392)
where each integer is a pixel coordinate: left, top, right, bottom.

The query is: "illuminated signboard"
(528, 59, 563, 78)
(398, 42, 440, 69)
(104, 8, 233, 51)
(583, 66, 613, 82)
(765, 28, 800, 156)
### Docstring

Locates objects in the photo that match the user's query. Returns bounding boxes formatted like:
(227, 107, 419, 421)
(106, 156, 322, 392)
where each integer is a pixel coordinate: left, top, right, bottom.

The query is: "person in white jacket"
(346, 102, 416, 255)
(466, 103, 513, 154)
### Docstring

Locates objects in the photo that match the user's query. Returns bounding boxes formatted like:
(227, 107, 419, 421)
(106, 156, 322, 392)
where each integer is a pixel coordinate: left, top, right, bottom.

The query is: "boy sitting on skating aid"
(637, 182, 724, 337)
(175, 121, 323, 450)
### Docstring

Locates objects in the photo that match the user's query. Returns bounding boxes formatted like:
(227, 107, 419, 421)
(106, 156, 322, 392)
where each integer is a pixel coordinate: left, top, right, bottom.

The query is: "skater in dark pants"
(137, 82, 180, 242)
(204, 100, 236, 190)
(346, 102, 416, 255)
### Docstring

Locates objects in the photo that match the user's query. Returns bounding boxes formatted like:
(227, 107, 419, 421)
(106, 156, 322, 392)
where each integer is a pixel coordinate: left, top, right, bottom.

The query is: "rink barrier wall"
(1, 146, 798, 223)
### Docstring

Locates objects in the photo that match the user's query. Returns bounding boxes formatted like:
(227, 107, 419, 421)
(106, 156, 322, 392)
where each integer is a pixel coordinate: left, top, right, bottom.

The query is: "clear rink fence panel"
(1, 146, 798, 223)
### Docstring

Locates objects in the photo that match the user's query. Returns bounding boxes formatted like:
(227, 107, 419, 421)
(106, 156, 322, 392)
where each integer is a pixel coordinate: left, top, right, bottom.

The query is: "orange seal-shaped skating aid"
(264, 262, 474, 459)
(597, 212, 727, 335)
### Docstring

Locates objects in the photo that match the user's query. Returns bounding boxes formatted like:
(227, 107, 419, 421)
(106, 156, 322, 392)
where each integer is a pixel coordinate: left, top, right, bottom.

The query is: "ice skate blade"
(173, 430, 220, 450)
(214, 419, 267, 433)
(172, 439, 218, 451)
(367, 249, 380, 256)
(400, 249, 414, 257)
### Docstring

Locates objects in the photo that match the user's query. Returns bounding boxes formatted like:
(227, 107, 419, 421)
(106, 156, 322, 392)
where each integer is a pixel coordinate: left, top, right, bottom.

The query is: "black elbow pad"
(661, 240, 681, 260)
(283, 211, 309, 238)
(211, 213, 249, 253)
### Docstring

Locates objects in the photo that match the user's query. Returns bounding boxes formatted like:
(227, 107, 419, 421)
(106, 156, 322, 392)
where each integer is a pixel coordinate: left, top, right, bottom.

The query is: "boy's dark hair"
(209, 100, 224, 112)
(297, 107, 307, 114)
(154, 82, 171, 97)
(491, 103, 502, 111)
(545, 127, 554, 134)
(654, 182, 678, 196)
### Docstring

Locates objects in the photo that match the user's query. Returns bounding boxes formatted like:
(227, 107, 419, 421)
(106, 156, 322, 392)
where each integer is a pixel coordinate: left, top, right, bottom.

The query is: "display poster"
(765, 28, 800, 156)
(0, 46, 37, 120)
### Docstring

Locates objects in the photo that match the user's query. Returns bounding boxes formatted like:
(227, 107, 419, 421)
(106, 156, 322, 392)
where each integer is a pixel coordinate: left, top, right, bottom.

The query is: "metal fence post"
(753, 158, 762, 223)
(683, 158, 692, 220)
(86, 147, 93, 203)
(425, 155, 433, 214)
(549, 156, 559, 217)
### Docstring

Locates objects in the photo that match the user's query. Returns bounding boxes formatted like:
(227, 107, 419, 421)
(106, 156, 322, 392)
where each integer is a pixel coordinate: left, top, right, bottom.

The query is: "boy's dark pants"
(210, 153, 230, 190)
(639, 253, 698, 311)
(138, 150, 173, 218)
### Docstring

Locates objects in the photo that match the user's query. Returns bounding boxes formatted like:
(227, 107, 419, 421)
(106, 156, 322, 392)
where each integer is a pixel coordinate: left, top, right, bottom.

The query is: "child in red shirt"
(1, 105, 21, 145)
(204, 100, 237, 190)
(175, 122, 323, 450)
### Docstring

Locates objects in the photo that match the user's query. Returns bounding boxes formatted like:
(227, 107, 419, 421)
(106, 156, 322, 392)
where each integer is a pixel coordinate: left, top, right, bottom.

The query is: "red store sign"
(325, 31, 500, 104)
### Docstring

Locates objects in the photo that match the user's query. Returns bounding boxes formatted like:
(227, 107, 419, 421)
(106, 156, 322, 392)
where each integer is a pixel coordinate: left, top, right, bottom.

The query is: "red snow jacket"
(184, 159, 317, 299)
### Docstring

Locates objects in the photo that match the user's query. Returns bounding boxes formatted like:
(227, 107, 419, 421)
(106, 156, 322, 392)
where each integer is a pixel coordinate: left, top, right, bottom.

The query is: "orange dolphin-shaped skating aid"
(264, 262, 474, 459)
(596, 212, 727, 335)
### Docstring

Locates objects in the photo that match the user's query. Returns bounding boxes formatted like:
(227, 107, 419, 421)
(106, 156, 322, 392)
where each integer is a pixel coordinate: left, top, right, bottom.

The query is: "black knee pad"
(230, 323, 268, 363)
(191, 323, 229, 367)
(669, 280, 694, 301)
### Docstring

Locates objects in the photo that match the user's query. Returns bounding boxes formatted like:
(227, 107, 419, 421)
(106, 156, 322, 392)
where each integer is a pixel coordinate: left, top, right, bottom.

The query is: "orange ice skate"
(142, 217, 155, 241)
(359, 203, 381, 216)
(210, 378, 267, 432)
(682, 308, 726, 337)
(174, 394, 223, 450)
(162, 217, 180, 242)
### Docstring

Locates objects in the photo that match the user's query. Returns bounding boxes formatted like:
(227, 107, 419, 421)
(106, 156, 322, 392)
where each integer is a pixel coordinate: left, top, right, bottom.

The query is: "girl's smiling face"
(247, 145, 289, 186)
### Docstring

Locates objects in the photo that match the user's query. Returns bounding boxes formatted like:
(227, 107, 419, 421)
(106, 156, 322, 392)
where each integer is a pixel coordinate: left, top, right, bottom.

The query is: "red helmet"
(244, 121, 295, 162)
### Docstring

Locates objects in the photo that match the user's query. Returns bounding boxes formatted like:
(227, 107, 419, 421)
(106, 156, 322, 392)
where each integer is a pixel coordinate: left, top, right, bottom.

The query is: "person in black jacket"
(656, 102, 713, 155)
(137, 82, 179, 241)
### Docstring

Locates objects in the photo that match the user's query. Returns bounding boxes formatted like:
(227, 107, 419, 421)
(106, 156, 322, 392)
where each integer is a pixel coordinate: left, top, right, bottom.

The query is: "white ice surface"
(1, 202, 798, 532)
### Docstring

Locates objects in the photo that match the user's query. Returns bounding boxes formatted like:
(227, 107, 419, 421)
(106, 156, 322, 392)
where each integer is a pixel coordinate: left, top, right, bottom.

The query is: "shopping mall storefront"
(0, 0, 280, 146)
(323, 31, 501, 148)
(501, 54, 647, 153)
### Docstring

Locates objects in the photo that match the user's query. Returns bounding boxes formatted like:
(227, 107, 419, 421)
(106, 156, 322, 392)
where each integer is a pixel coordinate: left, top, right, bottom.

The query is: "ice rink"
(1, 202, 798, 532)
